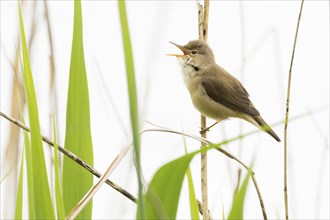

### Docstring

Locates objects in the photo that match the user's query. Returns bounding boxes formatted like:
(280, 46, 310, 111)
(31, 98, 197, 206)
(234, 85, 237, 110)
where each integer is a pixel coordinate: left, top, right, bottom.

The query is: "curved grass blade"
(18, 4, 55, 219)
(118, 0, 144, 218)
(186, 167, 200, 220)
(53, 115, 65, 219)
(228, 166, 253, 220)
(137, 152, 197, 219)
(137, 144, 219, 219)
(62, 1, 94, 219)
(184, 143, 199, 219)
(14, 149, 24, 219)
(21, 115, 35, 219)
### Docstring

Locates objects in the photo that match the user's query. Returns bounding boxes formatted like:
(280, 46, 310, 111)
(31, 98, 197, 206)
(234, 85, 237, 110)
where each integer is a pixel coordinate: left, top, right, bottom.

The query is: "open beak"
(167, 41, 190, 57)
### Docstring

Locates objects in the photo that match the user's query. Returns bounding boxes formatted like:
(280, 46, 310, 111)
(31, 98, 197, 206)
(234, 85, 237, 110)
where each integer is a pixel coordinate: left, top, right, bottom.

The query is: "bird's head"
(167, 40, 215, 71)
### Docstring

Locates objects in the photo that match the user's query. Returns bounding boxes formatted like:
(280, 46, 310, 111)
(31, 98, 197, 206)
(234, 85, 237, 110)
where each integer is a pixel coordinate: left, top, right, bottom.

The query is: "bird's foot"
(199, 127, 210, 134)
(199, 121, 219, 134)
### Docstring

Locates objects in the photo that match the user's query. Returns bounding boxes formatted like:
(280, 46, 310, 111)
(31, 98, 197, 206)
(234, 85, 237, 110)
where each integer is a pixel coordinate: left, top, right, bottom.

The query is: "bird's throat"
(179, 63, 200, 87)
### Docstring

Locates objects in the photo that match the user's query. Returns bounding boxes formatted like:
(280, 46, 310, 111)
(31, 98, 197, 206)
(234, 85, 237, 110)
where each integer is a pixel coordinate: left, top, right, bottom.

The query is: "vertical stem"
(238, 1, 246, 147)
(199, 1, 210, 219)
(198, 5, 204, 41)
(284, 1, 304, 219)
(236, 1, 246, 194)
(200, 116, 208, 220)
(203, 0, 209, 42)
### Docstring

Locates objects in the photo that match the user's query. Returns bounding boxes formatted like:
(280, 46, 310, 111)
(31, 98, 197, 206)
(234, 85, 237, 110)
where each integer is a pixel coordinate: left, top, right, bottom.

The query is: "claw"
(199, 121, 220, 134)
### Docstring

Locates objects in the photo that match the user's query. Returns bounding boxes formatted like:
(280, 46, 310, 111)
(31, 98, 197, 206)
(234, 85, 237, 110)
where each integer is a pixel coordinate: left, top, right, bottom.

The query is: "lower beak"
(167, 41, 190, 57)
(166, 53, 187, 58)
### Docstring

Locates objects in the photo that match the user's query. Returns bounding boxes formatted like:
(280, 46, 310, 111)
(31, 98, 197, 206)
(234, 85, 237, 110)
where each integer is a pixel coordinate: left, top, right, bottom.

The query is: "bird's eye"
(191, 50, 197, 55)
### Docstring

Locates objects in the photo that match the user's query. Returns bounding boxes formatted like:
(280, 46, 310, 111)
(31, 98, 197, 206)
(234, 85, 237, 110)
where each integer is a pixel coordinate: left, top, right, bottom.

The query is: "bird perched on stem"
(168, 39, 281, 142)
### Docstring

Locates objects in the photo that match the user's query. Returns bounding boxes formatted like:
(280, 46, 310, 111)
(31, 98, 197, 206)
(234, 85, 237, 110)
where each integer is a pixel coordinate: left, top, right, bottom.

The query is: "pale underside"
(179, 59, 260, 128)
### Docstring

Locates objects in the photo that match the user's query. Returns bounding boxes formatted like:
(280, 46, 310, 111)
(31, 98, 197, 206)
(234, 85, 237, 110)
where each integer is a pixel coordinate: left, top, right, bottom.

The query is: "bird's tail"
(253, 116, 281, 142)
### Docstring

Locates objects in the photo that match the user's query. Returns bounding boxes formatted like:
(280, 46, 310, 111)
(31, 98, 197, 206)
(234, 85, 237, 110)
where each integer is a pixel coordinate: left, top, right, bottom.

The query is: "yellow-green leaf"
(137, 143, 221, 219)
(228, 167, 252, 220)
(14, 149, 24, 219)
(118, 1, 144, 218)
(136, 145, 218, 219)
(53, 115, 65, 219)
(138, 153, 196, 219)
(184, 143, 199, 220)
(21, 116, 35, 219)
(186, 167, 200, 220)
(62, 1, 94, 219)
(19, 4, 55, 219)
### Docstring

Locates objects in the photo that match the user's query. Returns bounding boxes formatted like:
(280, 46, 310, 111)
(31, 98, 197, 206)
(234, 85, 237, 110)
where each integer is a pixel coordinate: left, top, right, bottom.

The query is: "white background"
(1, 1, 329, 219)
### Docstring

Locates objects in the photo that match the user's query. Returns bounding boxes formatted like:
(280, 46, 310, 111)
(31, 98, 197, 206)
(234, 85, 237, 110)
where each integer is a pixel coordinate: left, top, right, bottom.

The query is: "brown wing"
(201, 76, 260, 116)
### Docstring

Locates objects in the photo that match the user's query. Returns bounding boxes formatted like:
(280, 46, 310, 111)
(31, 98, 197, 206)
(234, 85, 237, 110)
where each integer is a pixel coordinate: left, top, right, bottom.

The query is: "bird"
(168, 39, 281, 142)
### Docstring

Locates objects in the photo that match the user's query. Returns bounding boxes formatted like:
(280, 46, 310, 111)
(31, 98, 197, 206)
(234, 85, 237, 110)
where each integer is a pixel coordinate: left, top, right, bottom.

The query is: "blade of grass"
(20, 114, 35, 219)
(187, 166, 200, 220)
(137, 152, 197, 219)
(14, 149, 24, 219)
(222, 202, 225, 220)
(118, 0, 144, 217)
(62, 1, 94, 219)
(137, 144, 220, 219)
(18, 4, 55, 219)
(53, 115, 65, 219)
(184, 142, 199, 220)
(228, 165, 253, 220)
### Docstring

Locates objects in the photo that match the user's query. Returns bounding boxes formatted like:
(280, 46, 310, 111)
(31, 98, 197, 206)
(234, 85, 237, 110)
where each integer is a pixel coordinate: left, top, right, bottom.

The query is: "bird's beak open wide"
(167, 42, 190, 57)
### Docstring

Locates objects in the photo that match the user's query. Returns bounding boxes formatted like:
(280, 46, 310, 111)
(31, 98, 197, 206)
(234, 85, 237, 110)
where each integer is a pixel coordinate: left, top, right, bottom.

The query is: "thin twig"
(236, 1, 246, 199)
(43, 1, 59, 142)
(66, 144, 132, 219)
(0, 111, 137, 203)
(284, 1, 304, 219)
(43, 1, 56, 96)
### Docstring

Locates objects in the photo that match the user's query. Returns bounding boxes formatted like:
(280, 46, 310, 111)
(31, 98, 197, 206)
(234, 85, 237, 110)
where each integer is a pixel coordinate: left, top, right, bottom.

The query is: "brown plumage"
(169, 40, 281, 142)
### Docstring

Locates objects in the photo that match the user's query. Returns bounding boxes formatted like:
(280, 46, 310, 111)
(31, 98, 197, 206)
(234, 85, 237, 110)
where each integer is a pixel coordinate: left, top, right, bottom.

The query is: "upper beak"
(167, 41, 190, 57)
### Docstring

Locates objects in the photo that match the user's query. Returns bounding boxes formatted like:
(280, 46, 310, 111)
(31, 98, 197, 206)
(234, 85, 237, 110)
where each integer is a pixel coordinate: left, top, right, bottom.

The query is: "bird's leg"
(200, 121, 219, 134)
